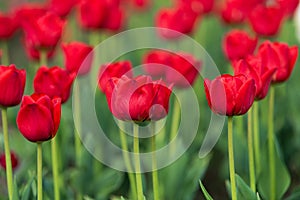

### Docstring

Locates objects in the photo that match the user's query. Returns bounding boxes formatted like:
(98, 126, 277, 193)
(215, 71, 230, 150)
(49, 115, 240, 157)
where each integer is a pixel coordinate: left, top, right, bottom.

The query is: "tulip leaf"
(225, 174, 256, 200)
(285, 186, 300, 200)
(21, 176, 34, 200)
(257, 141, 291, 200)
(199, 180, 213, 200)
(12, 177, 20, 200)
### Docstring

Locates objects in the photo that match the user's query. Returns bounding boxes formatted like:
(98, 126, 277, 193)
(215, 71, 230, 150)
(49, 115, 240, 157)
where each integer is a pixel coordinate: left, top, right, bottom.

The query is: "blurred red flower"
(0, 152, 19, 171)
(0, 65, 26, 107)
(17, 94, 61, 142)
(258, 41, 298, 83)
(0, 12, 18, 39)
(176, 0, 214, 15)
(98, 60, 133, 93)
(62, 41, 93, 76)
(47, 0, 78, 17)
(204, 74, 256, 116)
(223, 29, 257, 62)
(34, 66, 75, 103)
(104, 75, 172, 121)
(143, 50, 172, 77)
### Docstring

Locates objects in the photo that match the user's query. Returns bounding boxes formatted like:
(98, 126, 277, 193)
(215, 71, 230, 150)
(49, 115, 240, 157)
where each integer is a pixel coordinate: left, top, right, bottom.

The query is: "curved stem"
(247, 108, 256, 192)
(119, 122, 137, 200)
(1, 108, 13, 200)
(37, 143, 43, 200)
(51, 137, 60, 200)
(133, 123, 144, 200)
(169, 98, 180, 154)
(253, 102, 261, 174)
(228, 117, 237, 200)
(151, 123, 160, 200)
(268, 87, 275, 200)
(1, 41, 9, 65)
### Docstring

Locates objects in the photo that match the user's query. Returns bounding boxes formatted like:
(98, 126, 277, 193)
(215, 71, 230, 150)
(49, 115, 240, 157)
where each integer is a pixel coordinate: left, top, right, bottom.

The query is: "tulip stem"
(51, 137, 60, 200)
(37, 142, 43, 200)
(253, 102, 261, 174)
(119, 121, 137, 200)
(1, 108, 13, 200)
(151, 123, 160, 200)
(268, 87, 275, 200)
(40, 50, 47, 66)
(228, 117, 237, 200)
(247, 108, 256, 192)
(133, 123, 144, 200)
(169, 97, 181, 155)
(74, 83, 82, 167)
(0, 41, 9, 65)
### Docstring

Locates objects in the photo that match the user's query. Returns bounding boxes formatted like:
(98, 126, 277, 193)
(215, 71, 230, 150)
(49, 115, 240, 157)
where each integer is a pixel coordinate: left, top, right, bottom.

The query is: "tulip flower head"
(204, 74, 256, 116)
(98, 60, 133, 93)
(17, 94, 61, 142)
(104, 75, 172, 122)
(257, 41, 298, 83)
(62, 41, 93, 76)
(0, 12, 18, 40)
(34, 66, 75, 103)
(47, 0, 77, 18)
(0, 152, 19, 171)
(0, 65, 26, 108)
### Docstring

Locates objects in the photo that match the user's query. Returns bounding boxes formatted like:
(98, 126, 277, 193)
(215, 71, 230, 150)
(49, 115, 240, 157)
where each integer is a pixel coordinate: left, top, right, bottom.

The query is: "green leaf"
(235, 174, 256, 200)
(256, 193, 262, 200)
(285, 186, 300, 200)
(257, 142, 291, 200)
(21, 177, 34, 200)
(12, 177, 20, 200)
(199, 180, 213, 200)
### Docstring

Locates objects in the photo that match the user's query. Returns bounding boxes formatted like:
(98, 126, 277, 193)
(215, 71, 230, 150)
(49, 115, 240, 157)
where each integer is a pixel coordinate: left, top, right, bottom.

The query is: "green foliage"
(199, 180, 213, 200)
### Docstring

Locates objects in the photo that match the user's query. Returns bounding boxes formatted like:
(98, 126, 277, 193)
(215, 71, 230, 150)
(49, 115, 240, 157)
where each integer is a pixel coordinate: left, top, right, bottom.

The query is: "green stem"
(253, 102, 261, 174)
(0, 41, 9, 65)
(74, 83, 82, 167)
(228, 117, 237, 200)
(37, 143, 43, 200)
(39, 50, 47, 66)
(151, 123, 160, 200)
(268, 87, 275, 200)
(236, 116, 244, 138)
(247, 108, 256, 192)
(1, 108, 13, 200)
(133, 123, 144, 200)
(169, 98, 181, 154)
(119, 122, 137, 200)
(51, 137, 60, 200)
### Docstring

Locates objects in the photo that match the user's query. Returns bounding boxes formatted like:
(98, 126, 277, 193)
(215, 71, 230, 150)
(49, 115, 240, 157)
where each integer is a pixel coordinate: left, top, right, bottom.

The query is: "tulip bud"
(0, 152, 19, 171)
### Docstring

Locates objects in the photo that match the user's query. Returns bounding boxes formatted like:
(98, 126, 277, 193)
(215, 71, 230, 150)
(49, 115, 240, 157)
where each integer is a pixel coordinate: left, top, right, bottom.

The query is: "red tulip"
(101, 6, 125, 32)
(143, 50, 172, 77)
(129, 0, 151, 10)
(17, 94, 61, 142)
(156, 6, 198, 39)
(248, 5, 284, 36)
(234, 56, 277, 100)
(223, 29, 257, 62)
(176, 0, 214, 14)
(104, 75, 172, 121)
(62, 41, 93, 76)
(204, 74, 256, 116)
(15, 3, 48, 26)
(22, 12, 65, 54)
(23, 40, 55, 60)
(34, 66, 75, 103)
(47, 0, 77, 17)
(277, 0, 299, 16)
(166, 52, 201, 87)
(98, 61, 133, 93)
(0, 12, 18, 39)
(0, 152, 19, 170)
(0, 65, 26, 107)
(258, 41, 298, 83)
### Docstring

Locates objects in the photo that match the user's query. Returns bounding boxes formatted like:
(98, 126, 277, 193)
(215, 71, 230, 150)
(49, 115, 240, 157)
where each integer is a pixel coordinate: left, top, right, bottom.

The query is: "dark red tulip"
(0, 12, 18, 39)
(204, 74, 256, 116)
(104, 75, 172, 121)
(34, 66, 75, 103)
(143, 50, 172, 77)
(234, 56, 277, 100)
(277, 0, 299, 16)
(101, 6, 124, 32)
(248, 5, 284, 36)
(17, 94, 61, 142)
(223, 29, 257, 62)
(0, 152, 19, 170)
(98, 61, 133, 93)
(258, 41, 298, 83)
(15, 3, 48, 26)
(62, 41, 93, 76)
(22, 12, 65, 53)
(0, 65, 26, 107)
(129, 0, 151, 10)
(156, 6, 198, 39)
(166, 52, 201, 87)
(47, 0, 77, 17)
(176, 0, 214, 14)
